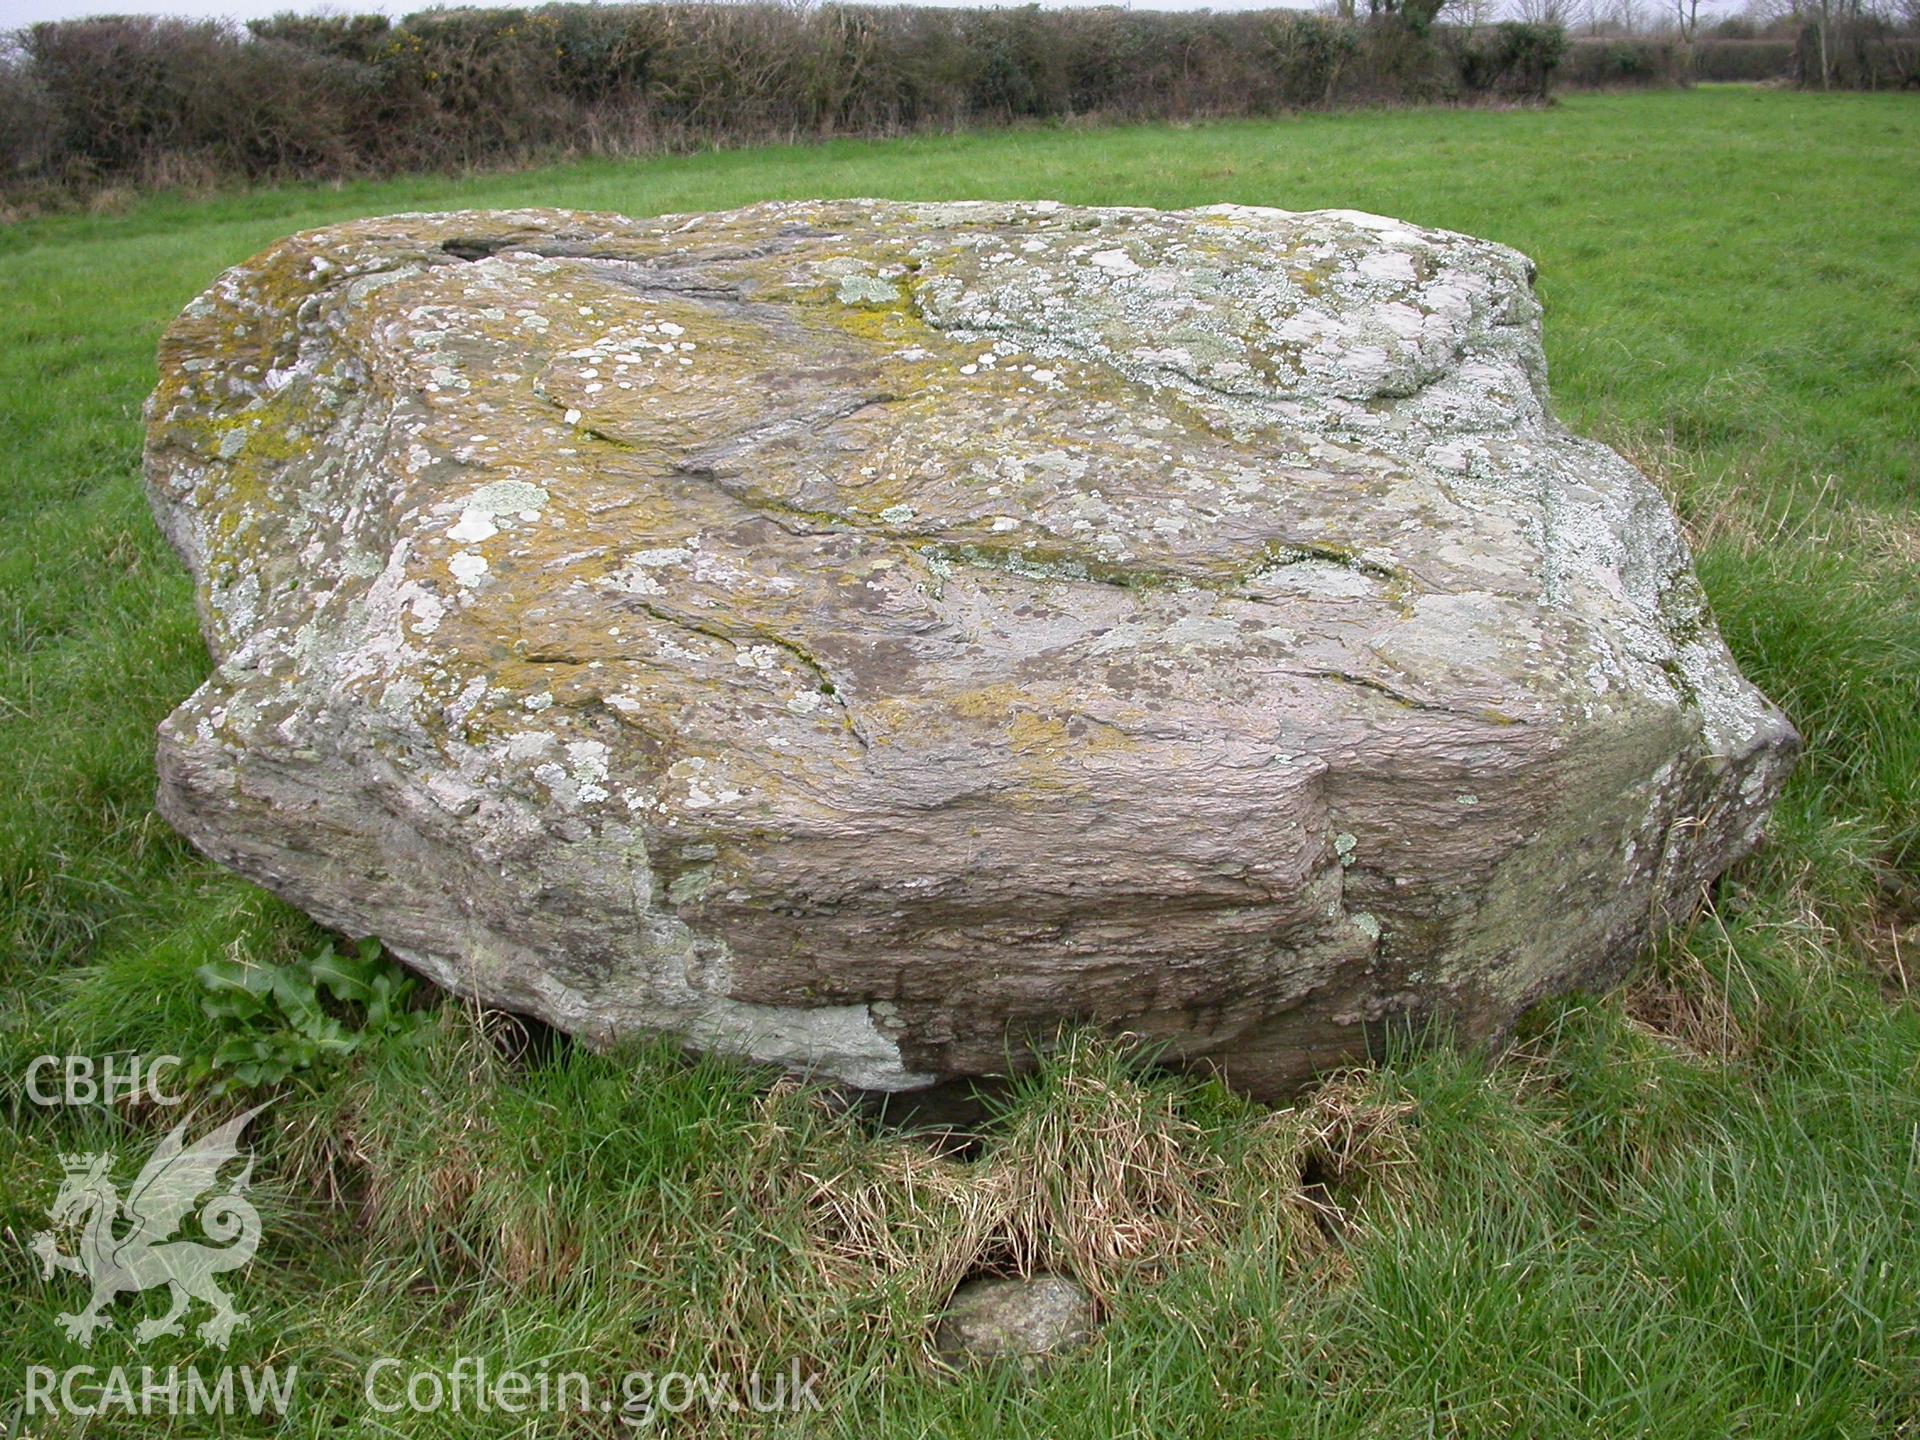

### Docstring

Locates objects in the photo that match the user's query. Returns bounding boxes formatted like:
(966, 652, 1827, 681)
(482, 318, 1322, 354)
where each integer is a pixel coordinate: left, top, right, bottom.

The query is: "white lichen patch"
(837, 274, 901, 306)
(465, 479, 550, 516)
(446, 510, 498, 544)
(448, 552, 488, 586)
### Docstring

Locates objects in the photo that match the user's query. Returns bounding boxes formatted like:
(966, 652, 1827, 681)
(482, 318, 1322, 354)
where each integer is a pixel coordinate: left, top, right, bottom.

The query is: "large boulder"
(144, 201, 1797, 1098)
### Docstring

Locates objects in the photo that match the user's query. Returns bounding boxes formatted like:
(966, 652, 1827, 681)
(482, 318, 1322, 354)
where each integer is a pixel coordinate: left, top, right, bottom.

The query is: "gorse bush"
(1450, 23, 1567, 101)
(16, 14, 377, 186)
(1559, 36, 1692, 89)
(1691, 37, 1796, 81)
(1558, 36, 1800, 89)
(0, 3, 1567, 199)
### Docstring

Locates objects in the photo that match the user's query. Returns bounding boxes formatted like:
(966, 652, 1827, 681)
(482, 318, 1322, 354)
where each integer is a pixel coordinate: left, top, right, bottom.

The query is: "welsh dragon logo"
(30, 1103, 268, 1349)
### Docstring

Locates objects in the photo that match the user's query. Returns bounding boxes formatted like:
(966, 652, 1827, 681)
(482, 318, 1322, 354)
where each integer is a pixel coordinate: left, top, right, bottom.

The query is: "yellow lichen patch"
(819, 300, 926, 348)
(184, 393, 333, 592)
(201, 396, 318, 466)
(1006, 709, 1072, 756)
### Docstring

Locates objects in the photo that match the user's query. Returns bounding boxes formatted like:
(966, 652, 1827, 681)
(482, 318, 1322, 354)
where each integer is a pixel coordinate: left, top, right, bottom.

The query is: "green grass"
(3, 88, 1918, 1436)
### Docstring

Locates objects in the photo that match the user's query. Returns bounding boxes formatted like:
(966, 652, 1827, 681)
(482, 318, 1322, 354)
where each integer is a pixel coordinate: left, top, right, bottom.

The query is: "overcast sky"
(2, 0, 1319, 29)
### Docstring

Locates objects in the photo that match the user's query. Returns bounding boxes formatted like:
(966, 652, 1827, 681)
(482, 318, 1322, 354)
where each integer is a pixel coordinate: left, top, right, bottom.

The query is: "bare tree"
(1514, 0, 1574, 24)
(1570, 0, 1613, 35)
(1616, 0, 1655, 31)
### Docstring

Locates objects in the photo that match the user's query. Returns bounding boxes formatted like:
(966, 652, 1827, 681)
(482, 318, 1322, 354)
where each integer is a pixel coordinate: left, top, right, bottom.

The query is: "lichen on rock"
(144, 200, 1798, 1097)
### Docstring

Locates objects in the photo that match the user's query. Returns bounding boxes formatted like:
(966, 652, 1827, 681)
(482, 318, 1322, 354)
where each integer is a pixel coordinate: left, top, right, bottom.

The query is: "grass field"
(3, 86, 1918, 1436)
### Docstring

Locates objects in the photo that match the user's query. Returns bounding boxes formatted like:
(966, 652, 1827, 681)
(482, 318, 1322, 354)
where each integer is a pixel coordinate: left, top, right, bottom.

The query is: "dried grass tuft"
(752, 1035, 1419, 1330)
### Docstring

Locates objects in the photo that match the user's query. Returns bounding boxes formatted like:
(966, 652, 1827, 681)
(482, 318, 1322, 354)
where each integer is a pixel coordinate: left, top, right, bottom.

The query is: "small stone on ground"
(934, 1274, 1095, 1370)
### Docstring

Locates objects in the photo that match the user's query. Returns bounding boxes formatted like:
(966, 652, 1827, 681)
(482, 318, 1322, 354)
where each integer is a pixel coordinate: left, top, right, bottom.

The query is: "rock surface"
(144, 201, 1797, 1098)
(934, 1275, 1094, 1370)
